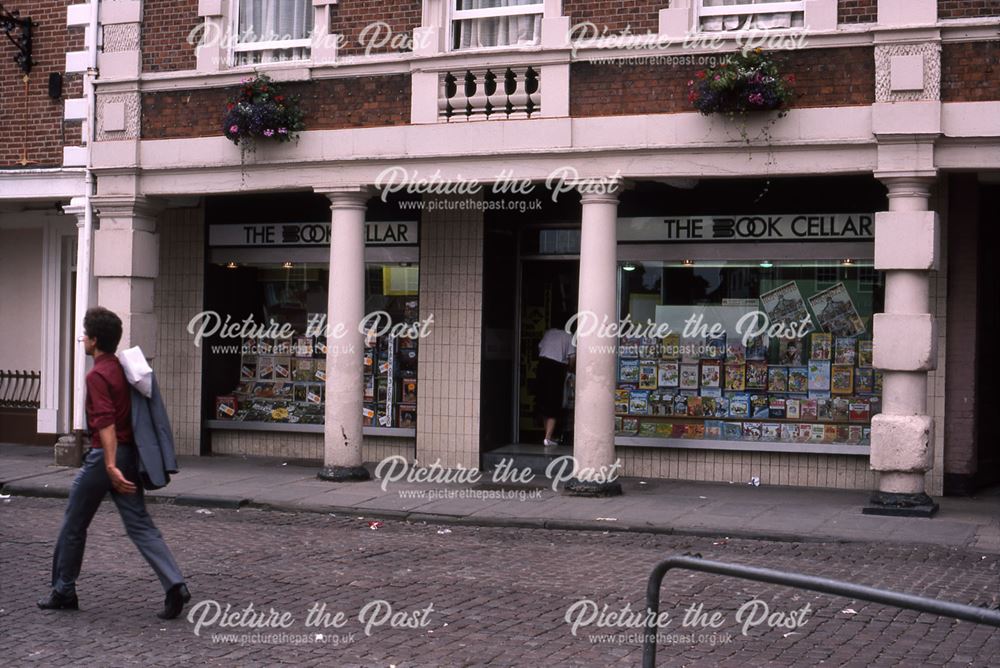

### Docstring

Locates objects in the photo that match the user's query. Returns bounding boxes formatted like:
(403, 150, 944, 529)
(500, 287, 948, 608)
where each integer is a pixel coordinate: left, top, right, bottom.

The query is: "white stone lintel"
(873, 313, 937, 371)
(875, 210, 939, 271)
(869, 413, 933, 473)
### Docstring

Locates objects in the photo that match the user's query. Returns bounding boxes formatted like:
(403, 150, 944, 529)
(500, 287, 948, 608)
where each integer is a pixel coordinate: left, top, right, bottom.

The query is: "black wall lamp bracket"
(0, 4, 36, 75)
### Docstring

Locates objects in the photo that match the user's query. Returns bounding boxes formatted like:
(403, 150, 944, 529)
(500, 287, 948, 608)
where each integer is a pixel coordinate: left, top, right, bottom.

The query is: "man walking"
(37, 307, 191, 619)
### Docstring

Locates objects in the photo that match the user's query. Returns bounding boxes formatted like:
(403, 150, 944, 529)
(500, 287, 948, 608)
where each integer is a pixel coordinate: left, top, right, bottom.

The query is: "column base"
(563, 478, 623, 497)
(862, 491, 939, 517)
(317, 465, 371, 482)
(54, 434, 83, 468)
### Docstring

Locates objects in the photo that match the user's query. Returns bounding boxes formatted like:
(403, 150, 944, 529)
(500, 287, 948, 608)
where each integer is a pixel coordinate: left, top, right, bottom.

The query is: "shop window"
(615, 260, 882, 448)
(698, 0, 805, 32)
(234, 0, 314, 65)
(209, 261, 419, 431)
(451, 0, 543, 50)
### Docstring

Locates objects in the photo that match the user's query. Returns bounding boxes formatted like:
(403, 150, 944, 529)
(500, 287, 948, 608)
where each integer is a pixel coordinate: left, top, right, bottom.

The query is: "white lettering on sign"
(208, 222, 419, 247)
(618, 214, 874, 243)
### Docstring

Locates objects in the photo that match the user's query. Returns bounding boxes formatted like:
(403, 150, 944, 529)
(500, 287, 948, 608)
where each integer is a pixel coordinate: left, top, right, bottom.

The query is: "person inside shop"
(537, 312, 576, 450)
(37, 306, 191, 620)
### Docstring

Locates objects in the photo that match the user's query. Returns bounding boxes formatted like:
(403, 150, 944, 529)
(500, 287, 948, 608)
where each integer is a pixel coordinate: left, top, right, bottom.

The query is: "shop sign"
(618, 214, 873, 243)
(209, 221, 419, 247)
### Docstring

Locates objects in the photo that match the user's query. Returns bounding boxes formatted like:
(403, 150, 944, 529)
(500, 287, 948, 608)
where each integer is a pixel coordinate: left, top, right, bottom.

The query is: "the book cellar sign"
(618, 214, 873, 243)
(209, 222, 419, 247)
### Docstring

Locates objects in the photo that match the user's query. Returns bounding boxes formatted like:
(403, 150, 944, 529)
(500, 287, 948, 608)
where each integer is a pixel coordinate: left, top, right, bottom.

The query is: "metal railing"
(0, 370, 40, 409)
(644, 555, 1000, 667)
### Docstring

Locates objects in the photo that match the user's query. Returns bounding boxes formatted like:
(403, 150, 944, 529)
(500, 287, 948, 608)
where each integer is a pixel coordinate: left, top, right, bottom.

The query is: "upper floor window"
(451, 0, 543, 50)
(698, 0, 805, 32)
(234, 0, 314, 65)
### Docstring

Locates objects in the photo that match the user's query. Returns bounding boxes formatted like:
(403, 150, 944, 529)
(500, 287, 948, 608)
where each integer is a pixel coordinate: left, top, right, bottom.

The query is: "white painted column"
(568, 184, 623, 496)
(318, 187, 372, 482)
(91, 197, 162, 357)
(867, 176, 939, 515)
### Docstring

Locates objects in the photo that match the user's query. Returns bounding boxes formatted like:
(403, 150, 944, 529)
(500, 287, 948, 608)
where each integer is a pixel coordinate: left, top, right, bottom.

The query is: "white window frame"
(695, 0, 806, 32)
(448, 0, 546, 52)
(229, 0, 314, 67)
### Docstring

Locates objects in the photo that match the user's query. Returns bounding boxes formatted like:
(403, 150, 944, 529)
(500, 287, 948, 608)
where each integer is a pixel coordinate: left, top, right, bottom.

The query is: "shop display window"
(615, 260, 883, 447)
(209, 262, 419, 430)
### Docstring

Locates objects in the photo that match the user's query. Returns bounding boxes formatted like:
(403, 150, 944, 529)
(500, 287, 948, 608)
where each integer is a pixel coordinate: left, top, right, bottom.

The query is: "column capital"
(91, 196, 164, 231)
(876, 174, 936, 212)
(63, 197, 88, 226)
(577, 177, 627, 205)
(315, 185, 374, 210)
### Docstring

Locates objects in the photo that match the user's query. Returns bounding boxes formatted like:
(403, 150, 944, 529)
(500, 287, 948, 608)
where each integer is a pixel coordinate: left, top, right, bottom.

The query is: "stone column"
(567, 184, 623, 497)
(92, 197, 162, 357)
(317, 188, 372, 482)
(866, 176, 939, 516)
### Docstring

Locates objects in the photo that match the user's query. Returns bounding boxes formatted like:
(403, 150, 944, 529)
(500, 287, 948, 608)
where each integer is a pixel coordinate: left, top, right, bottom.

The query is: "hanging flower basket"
(688, 49, 795, 117)
(222, 73, 306, 146)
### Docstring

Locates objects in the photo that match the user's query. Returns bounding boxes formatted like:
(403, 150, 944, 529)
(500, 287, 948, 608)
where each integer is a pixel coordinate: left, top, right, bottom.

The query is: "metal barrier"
(643, 554, 1000, 667)
(0, 370, 40, 409)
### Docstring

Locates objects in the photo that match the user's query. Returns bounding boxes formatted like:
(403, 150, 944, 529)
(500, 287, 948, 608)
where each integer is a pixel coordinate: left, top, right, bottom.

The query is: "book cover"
(858, 340, 874, 368)
(660, 333, 681, 359)
(629, 390, 650, 415)
(614, 416, 624, 434)
(314, 359, 326, 382)
(769, 397, 787, 420)
(800, 399, 818, 420)
(778, 337, 805, 366)
(704, 420, 723, 440)
(797, 423, 813, 442)
(780, 424, 798, 442)
(680, 363, 700, 390)
(861, 427, 871, 445)
(849, 401, 870, 423)
(614, 388, 631, 414)
(650, 393, 671, 416)
(809, 424, 826, 442)
(364, 374, 375, 401)
(256, 338, 274, 355)
(725, 339, 746, 363)
(701, 360, 722, 389)
(831, 364, 854, 394)
(823, 424, 838, 443)
(750, 394, 770, 419)
(215, 396, 237, 419)
(701, 396, 718, 417)
(746, 361, 769, 389)
(761, 423, 781, 442)
(273, 357, 291, 381)
(682, 423, 705, 440)
(639, 337, 660, 359)
(687, 396, 703, 417)
(808, 360, 831, 392)
(398, 404, 417, 428)
(836, 425, 851, 443)
(656, 422, 675, 437)
(834, 337, 857, 365)
(742, 422, 763, 441)
(831, 397, 850, 422)
(768, 366, 788, 392)
(808, 282, 866, 337)
(672, 394, 689, 416)
(638, 360, 658, 390)
(729, 393, 750, 419)
(292, 358, 313, 382)
(787, 366, 809, 393)
(816, 398, 832, 421)
(723, 421, 743, 441)
(619, 358, 640, 384)
(619, 336, 640, 359)
(622, 417, 639, 435)
(658, 361, 680, 388)
(401, 379, 418, 403)
(810, 333, 833, 361)
(705, 333, 727, 360)
(240, 361, 257, 381)
(313, 336, 328, 358)
(746, 335, 768, 361)
(873, 369, 884, 394)
(714, 396, 730, 418)
(273, 382, 293, 400)
(639, 422, 659, 438)
(724, 362, 746, 391)
(257, 356, 274, 380)
(855, 367, 875, 394)
(786, 398, 801, 420)
(252, 381, 276, 398)
(294, 336, 314, 358)
(760, 281, 812, 329)
(848, 425, 864, 444)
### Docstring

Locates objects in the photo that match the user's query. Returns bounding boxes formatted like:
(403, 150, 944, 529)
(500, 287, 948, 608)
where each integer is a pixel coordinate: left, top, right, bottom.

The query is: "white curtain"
(700, 0, 802, 32)
(239, 0, 313, 43)
(454, 0, 543, 49)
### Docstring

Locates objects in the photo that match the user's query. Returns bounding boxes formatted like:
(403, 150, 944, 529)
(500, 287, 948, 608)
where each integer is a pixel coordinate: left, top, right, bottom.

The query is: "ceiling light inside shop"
(283, 261, 294, 269)
(622, 262, 637, 272)
(842, 258, 854, 266)
(682, 259, 695, 267)
(225, 261, 238, 269)
(759, 260, 774, 268)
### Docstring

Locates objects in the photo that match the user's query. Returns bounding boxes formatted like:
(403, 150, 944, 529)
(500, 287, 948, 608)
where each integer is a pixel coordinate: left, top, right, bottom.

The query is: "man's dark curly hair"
(83, 307, 123, 353)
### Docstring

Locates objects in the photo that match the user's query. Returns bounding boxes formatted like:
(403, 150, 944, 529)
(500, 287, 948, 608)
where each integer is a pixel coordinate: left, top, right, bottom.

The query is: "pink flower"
(278, 127, 288, 134)
(229, 125, 239, 133)
(263, 129, 275, 137)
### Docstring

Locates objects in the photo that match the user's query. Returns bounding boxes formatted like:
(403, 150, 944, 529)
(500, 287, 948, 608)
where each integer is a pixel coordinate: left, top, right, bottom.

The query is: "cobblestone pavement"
(2, 496, 998, 667)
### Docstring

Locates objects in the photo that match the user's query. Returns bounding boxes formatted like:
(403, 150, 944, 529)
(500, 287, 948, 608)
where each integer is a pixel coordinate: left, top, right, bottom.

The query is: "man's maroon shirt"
(86, 353, 134, 449)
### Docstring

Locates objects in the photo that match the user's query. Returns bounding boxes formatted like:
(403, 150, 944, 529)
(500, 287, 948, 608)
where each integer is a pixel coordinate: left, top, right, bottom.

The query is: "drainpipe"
(71, 0, 99, 432)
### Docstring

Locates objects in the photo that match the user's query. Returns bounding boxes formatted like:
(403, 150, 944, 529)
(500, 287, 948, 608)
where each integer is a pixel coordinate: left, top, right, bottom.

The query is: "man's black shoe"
(37, 590, 79, 611)
(157, 583, 191, 620)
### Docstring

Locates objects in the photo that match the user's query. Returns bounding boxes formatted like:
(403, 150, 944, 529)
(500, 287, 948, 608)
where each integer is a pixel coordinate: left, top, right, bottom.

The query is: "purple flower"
(263, 129, 275, 137)
(278, 128, 288, 134)
(748, 93, 765, 106)
(229, 124, 239, 134)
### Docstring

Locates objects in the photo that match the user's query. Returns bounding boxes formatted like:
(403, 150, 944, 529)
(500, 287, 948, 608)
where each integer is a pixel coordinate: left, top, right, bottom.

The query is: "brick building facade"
(1, 0, 998, 504)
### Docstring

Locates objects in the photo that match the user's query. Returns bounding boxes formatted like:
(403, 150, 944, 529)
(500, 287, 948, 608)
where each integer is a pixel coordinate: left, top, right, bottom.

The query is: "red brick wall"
(0, 0, 84, 168)
(141, 74, 411, 139)
(562, 0, 666, 35)
(142, 0, 200, 73)
(331, 1, 422, 57)
(939, 0, 1000, 19)
(942, 41, 1000, 102)
(838, 0, 878, 24)
(571, 47, 875, 117)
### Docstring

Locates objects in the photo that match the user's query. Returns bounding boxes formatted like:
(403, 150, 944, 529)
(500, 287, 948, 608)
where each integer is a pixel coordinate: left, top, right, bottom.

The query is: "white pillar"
(866, 176, 939, 515)
(318, 187, 371, 482)
(567, 184, 623, 496)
